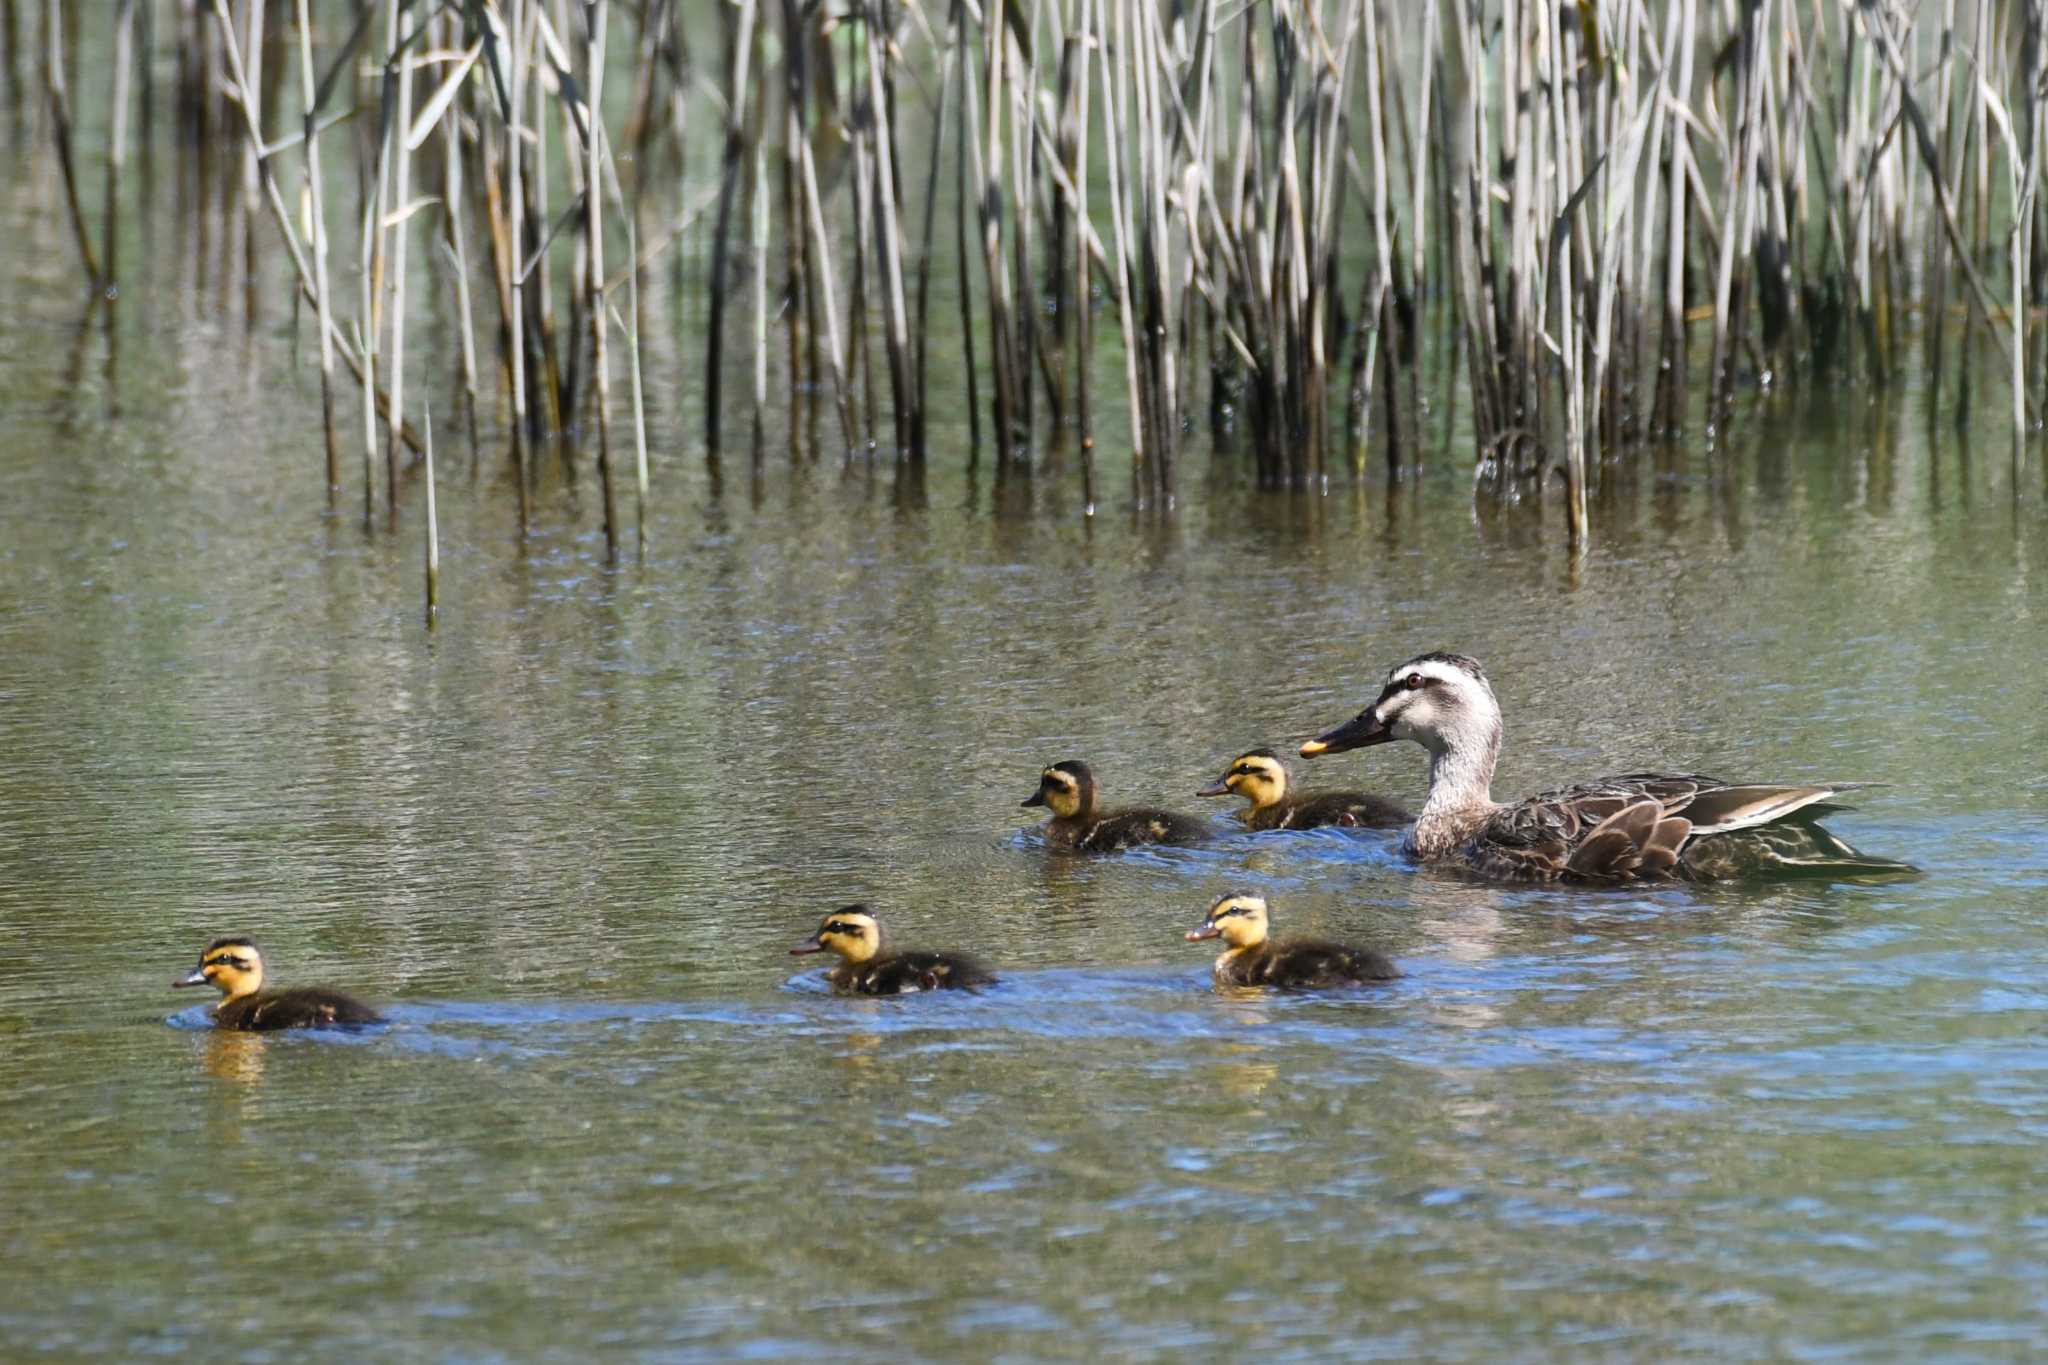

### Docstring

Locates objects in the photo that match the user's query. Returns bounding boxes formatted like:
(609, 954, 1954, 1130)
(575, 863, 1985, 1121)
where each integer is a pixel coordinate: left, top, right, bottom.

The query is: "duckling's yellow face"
(1022, 764, 1088, 820)
(1198, 751, 1289, 809)
(791, 908, 882, 965)
(173, 939, 266, 1002)
(1185, 895, 1271, 950)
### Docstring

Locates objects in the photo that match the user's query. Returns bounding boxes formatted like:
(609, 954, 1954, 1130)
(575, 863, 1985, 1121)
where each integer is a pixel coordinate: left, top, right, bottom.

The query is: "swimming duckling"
(1300, 651, 1918, 882)
(790, 906, 997, 995)
(171, 937, 383, 1030)
(1198, 747, 1411, 831)
(1022, 760, 1209, 851)
(1184, 894, 1398, 989)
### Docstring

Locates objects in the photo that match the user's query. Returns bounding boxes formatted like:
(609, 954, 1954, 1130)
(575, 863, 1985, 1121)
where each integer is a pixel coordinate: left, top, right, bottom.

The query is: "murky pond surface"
(5, 160, 2048, 1358)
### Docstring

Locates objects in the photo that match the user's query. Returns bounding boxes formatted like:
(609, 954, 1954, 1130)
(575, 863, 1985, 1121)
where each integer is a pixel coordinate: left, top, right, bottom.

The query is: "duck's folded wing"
(1564, 799, 1693, 879)
(1483, 787, 1693, 881)
(1588, 774, 1883, 836)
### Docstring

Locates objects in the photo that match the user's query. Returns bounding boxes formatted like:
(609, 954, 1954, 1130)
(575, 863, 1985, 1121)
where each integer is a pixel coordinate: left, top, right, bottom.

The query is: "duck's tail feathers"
(1683, 820, 1920, 880)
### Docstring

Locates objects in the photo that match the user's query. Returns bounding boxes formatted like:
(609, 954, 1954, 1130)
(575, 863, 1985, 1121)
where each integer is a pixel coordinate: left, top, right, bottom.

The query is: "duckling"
(1301, 650, 1918, 882)
(790, 906, 997, 995)
(1184, 893, 1399, 989)
(1022, 759, 1209, 851)
(1197, 747, 1411, 830)
(171, 937, 383, 1030)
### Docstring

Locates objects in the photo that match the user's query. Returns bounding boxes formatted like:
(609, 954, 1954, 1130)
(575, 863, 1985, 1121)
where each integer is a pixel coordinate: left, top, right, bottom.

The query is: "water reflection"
(199, 1030, 268, 1090)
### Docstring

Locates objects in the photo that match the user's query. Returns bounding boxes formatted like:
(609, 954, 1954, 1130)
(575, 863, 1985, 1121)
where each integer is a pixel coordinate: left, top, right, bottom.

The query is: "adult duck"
(1300, 651, 1916, 882)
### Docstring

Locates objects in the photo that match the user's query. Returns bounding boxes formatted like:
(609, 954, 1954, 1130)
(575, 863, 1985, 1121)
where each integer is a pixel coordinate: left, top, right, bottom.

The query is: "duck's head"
(1198, 748, 1290, 809)
(1301, 652, 1500, 760)
(173, 937, 266, 1003)
(1022, 760, 1096, 820)
(792, 906, 884, 964)
(1185, 893, 1272, 950)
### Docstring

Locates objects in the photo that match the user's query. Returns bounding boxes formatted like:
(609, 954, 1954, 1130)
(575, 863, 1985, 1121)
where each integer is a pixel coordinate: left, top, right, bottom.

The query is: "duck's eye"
(1405, 673, 1424, 691)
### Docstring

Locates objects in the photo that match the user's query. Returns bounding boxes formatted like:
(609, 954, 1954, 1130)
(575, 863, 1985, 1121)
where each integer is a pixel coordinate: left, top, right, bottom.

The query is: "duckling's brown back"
(218, 987, 383, 1031)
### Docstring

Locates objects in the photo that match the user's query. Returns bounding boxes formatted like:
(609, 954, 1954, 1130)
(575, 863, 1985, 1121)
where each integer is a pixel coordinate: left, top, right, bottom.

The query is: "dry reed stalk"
(43, 0, 99, 285)
(424, 398, 439, 626)
(910, 3, 960, 464)
(385, 0, 420, 520)
(1066, 0, 1094, 509)
(294, 0, 340, 496)
(235, 0, 263, 326)
(583, 0, 619, 562)
(796, 94, 857, 454)
(975, 0, 1023, 470)
(864, 2, 915, 462)
(4, 0, 21, 127)
(425, 28, 484, 471)
(103, 0, 135, 293)
(779, 0, 811, 460)
(524, 24, 565, 449)
(750, 99, 769, 464)
(950, 0, 983, 460)
(505, 0, 533, 526)
(1009, 0, 1041, 444)
(621, 216, 651, 555)
(847, 39, 879, 456)
(704, 0, 757, 457)
(1654, 0, 1695, 435)
(1357, 0, 1394, 474)
(1095, 0, 1145, 498)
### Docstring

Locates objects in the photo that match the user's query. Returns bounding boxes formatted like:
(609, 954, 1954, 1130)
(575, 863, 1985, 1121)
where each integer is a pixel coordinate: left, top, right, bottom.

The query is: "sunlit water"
(4, 137, 2048, 1361)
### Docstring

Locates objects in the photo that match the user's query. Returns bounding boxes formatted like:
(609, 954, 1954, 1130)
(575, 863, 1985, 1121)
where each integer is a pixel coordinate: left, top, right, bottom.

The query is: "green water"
(6, 128, 2048, 1363)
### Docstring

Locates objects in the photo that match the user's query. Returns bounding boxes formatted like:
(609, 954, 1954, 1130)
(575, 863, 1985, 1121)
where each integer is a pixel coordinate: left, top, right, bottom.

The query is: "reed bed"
(21, 0, 2047, 562)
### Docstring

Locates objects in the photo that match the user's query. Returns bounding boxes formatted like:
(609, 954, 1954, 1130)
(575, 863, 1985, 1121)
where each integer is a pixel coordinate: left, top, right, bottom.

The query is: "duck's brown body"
(172, 937, 383, 1031)
(1211, 939, 1399, 989)
(211, 987, 384, 1031)
(1243, 791, 1411, 832)
(1027, 760, 1208, 851)
(793, 907, 997, 996)
(1045, 807, 1210, 851)
(1429, 771, 1890, 882)
(824, 950, 998, 995)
